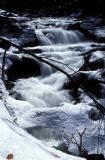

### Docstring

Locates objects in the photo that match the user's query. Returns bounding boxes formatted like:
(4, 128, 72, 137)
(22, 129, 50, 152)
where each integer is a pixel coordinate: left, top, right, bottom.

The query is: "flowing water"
(10, 17, 94, 150)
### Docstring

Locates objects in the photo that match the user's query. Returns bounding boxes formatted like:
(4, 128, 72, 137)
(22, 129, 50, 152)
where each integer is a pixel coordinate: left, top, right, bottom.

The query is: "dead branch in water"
(0, 36, 105, 114)
(0, 36, 71, 78)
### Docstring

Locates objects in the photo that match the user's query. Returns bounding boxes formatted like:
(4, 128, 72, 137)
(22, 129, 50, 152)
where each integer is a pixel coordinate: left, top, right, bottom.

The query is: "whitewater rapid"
(6, 17, 105, 155)
(7, 18, 85, 148)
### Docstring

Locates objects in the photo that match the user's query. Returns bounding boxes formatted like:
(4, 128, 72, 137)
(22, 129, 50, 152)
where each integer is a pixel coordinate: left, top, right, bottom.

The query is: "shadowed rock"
(6, 56, 41, 81)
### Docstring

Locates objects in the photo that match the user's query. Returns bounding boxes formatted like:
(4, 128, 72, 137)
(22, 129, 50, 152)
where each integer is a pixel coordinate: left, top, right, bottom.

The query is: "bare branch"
(0, 36, 105, 114)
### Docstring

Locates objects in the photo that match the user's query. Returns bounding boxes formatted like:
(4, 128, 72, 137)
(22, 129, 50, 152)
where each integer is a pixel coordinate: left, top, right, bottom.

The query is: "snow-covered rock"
(0, 118, 85, 160)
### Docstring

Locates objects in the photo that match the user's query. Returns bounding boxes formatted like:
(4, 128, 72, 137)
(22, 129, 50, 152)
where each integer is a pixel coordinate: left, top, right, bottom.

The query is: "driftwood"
(0, 36, 105, 114)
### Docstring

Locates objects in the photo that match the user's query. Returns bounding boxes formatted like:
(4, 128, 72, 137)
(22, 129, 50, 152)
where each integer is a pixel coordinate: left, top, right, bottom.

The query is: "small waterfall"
(41, 63, 53, 77)
(35, 30, 52, 45)
(12, 77, 66, 108)
(36, 28, 84, 45)
(45, 28, 81, 44)
(10, 18, 87, 152)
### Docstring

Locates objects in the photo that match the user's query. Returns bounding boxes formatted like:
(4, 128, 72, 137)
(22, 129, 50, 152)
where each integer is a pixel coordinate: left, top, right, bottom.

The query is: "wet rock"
(65, 73, 102, 100)
(66, 21, 82, 31)
(0, 40, 11, 50)
(80, 59, 105, 71)
(0, 15, 22, 36)
(6, 56, 41, 81)
(88, 108, 103, 121)
(86, 154, 105, 160)
(55, 143, 70, 154)
(18, 27, 40, 47)
(67, 18, 105, 43)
